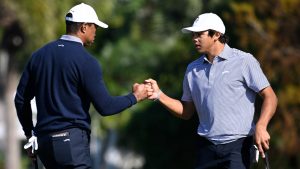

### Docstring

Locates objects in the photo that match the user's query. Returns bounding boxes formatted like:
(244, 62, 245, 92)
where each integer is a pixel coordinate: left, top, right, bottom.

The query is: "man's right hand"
(144, 78, 161, 100)
(132, 83, 149, 102)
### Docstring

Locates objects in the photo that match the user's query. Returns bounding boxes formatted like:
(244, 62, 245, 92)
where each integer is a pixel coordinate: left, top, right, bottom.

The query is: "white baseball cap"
(65, 3, 108, 28)
(182, 13, 225, 34)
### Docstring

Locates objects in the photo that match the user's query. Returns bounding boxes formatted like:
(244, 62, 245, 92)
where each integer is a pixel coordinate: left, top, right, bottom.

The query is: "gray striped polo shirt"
(181, 44, 270, 144)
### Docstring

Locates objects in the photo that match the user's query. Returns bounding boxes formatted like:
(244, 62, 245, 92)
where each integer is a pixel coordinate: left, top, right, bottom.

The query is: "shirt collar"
(60, 35, 83, 45)
(202, 44, 232, 63)
(218, 44, 232, 60)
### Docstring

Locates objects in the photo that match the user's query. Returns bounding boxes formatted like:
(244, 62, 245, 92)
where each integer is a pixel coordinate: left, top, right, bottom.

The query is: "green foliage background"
(1, 0, 299, 168)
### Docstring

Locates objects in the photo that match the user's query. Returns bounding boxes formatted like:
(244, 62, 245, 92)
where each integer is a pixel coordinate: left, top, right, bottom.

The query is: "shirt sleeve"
(181, 71, 193, 101)
(81, 58, 137, 116)
(14, 60, 35, 137)
(242, 54, 270, 93)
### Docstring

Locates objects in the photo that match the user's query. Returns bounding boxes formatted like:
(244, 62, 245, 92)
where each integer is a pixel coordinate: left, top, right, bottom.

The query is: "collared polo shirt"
(60, 35, 83, 45)
(181, 44, 270, 144)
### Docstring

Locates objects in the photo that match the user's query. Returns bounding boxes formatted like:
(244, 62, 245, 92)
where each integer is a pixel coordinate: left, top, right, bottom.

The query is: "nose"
(193, 37, 198, 43)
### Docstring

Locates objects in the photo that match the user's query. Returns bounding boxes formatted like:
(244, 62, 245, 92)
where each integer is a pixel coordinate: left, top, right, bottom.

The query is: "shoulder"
(186, 55, 205, 72)
(230, 47, 259, 64)
(231, 47, 253, 58)
(29, 40, 59, 63)
(32, 40, 57, 53)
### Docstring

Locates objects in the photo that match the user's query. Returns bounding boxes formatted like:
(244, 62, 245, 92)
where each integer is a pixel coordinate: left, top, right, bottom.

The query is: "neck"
(66, 32, 87, 46)
(67, 32, 80, 39)
(206, 43, 225, 62)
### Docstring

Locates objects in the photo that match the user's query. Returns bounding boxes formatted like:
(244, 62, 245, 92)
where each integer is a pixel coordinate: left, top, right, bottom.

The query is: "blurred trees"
(1, 1, 26, 169)
(0, 0, 299, 169)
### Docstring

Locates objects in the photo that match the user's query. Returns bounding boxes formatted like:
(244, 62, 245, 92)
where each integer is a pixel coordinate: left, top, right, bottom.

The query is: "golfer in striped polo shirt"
(145, 13, 277, 169)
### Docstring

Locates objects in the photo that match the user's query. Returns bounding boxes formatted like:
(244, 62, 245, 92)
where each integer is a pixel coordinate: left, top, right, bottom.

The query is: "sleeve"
(242, 54, 270, 93)
(81, 58, 137, 116)
(181, 71, 193, 102)
(14, 60, 35, 137)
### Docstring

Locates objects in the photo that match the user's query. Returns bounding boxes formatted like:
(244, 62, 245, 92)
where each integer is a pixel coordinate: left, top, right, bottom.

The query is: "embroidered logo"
(221, 70, 230, 74)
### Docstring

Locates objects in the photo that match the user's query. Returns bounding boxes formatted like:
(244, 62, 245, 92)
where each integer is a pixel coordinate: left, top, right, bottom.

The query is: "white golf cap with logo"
(65, 3, 108, 28)
(182, 13, 225, 34)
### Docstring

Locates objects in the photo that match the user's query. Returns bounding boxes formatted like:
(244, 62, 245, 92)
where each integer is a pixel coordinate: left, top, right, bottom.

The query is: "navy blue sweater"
(15, 38, 137, 137)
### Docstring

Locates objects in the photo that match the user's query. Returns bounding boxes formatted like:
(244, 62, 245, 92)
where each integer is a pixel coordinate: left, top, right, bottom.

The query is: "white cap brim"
(181, 13, 226, 34)
(95, 20, 108, 28)
(181, 26, 206, 33)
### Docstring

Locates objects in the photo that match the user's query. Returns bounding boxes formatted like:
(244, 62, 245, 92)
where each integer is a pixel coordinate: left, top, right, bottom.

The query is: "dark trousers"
(37, 128, 91, 169)
(195, 136, 253, 169)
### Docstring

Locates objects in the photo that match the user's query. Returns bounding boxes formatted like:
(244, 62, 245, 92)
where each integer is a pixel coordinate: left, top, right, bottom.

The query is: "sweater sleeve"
(81, 58, 137, 116)
(14, 60, 35, 137)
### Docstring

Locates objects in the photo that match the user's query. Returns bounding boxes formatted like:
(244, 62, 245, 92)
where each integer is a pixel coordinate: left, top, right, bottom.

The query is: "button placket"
(208, 58, 218, 86)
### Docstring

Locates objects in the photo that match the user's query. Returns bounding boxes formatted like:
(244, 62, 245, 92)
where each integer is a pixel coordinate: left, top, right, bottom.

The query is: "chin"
(196, 49, 203, 53)
(84, 42, 92, 47)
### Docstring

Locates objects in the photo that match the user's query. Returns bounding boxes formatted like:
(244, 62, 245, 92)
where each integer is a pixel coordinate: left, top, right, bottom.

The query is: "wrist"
(154, 90, 162, 101)
(255, 123, 267, 130)
(132, 92, 140, 102)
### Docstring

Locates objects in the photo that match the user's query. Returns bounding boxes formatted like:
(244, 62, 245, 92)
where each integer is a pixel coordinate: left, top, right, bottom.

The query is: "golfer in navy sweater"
(14, 3, 148, 169)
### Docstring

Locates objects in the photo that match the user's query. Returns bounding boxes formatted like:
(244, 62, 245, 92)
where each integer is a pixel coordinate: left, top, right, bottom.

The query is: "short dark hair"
(207, 29, 229, 44)
(65, 13, 96, 34)
(65, 20, 83, 34)
(65, 13, 83, 34)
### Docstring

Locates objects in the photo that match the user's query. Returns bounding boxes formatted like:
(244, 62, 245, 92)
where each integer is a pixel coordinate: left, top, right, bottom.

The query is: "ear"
(215, 32, 222, 38)
(213, 32, 221, 41)
(81, 24, 87, 33)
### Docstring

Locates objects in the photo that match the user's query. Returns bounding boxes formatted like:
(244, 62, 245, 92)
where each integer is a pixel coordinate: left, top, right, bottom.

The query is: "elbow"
(270, 89, 278, 107)
(261, 86, 278, 108)
(14, 94, 23, 109)
(273, 94, 278, 110)
(267, 90, 278, 114)
(99, 111, 115, 116)
(95, 108, 111, 116)
(274, 94, 278, 105)
(14, 93, 19, 104)
(95, 106, 119, 117)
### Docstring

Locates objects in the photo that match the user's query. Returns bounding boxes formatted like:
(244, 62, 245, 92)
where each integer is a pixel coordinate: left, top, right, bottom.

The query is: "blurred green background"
(0, 0, 299, 169)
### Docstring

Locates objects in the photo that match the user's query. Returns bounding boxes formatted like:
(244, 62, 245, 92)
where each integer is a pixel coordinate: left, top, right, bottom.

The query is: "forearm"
(14, 98, 34, 136)
(158, 92, 191, 120)
(15, 64, 35, 136)
(93, 93, 136, 116)
(254, 87, 277, 155)
(145, 78, 195, 119)
(256, 87, 278, 128)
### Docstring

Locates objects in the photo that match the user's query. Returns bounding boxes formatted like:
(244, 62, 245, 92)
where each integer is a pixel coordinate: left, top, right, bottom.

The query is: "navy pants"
(195, 136, 253, 169)
(37, 128, 91, 169)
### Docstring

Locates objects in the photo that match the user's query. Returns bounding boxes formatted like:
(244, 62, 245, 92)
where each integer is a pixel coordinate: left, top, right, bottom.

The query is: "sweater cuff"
(25, 129, 33, 138)
(126, 93, 137, 106)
